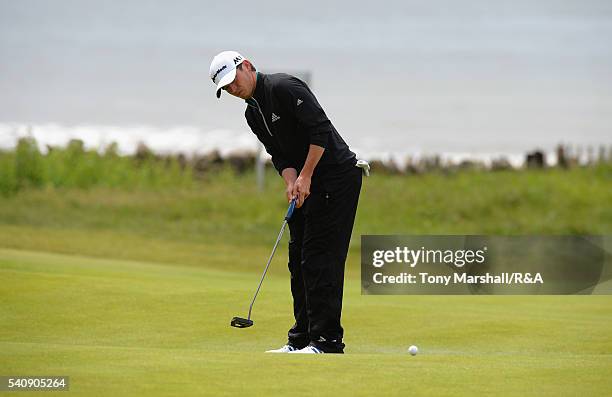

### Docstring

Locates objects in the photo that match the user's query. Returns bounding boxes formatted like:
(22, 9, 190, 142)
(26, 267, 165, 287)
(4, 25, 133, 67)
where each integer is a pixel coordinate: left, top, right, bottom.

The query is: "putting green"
(1, 248, 611, 396)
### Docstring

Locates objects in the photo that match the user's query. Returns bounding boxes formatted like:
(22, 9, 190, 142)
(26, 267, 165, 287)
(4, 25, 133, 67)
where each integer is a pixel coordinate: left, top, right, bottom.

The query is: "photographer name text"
(372, 272, 544, 285)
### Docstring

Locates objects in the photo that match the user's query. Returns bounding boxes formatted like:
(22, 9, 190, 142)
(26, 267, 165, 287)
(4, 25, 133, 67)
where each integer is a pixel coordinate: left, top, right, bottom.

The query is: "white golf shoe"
(265, 344, 298, 353)
(288, 345, 324, 354)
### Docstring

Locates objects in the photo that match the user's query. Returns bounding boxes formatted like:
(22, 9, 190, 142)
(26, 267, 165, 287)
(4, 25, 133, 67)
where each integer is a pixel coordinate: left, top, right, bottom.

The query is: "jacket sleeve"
(274, 76, 331, 149)
(245, 113, 293, 176)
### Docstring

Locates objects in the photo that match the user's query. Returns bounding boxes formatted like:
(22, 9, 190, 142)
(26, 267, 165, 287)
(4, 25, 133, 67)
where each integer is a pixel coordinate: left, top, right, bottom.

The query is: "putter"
(231, 198, 297, 328)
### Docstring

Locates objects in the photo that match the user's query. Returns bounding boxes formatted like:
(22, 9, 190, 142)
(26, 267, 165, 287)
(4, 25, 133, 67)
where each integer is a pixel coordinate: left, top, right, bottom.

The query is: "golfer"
(210, 51, 362, 354)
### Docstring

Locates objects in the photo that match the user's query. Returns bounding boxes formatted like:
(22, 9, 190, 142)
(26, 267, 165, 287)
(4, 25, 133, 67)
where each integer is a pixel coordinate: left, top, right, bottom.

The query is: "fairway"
(1, 248, 611, 396)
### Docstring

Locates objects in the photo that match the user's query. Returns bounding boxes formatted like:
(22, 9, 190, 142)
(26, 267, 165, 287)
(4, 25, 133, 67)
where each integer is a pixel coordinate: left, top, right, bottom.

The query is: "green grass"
(0, 165, 610, 254)
(1, 166, 611, 395)
(1, 248, 611, 396)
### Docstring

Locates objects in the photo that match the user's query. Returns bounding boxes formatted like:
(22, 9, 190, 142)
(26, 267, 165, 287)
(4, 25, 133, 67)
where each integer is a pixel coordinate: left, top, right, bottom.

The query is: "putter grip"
(285, 199, 297, 221)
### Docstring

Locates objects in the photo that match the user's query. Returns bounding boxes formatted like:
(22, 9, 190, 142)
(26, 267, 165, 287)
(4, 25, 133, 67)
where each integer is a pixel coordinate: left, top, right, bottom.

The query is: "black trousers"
(286, 161, 362, 353)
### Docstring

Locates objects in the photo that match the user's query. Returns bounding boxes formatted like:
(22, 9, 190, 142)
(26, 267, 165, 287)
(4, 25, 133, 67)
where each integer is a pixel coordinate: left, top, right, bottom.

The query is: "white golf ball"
(408, 345, 418, 356)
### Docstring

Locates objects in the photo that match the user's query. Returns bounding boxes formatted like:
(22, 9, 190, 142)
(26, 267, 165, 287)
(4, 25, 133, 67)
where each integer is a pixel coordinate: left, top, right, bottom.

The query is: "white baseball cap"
(209, 50, 245, 98)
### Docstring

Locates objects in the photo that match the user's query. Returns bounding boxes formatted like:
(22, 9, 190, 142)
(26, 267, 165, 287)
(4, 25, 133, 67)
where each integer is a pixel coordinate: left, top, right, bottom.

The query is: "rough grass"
(0, 165, 610, 252)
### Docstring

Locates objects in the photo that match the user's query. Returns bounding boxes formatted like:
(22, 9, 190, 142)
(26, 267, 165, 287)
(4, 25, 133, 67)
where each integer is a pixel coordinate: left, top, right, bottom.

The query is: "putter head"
(230, 317, 253, 328)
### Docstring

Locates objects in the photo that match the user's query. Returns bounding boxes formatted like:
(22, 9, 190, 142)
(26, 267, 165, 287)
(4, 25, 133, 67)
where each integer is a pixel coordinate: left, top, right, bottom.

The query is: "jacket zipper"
(251, 98, 273, 136)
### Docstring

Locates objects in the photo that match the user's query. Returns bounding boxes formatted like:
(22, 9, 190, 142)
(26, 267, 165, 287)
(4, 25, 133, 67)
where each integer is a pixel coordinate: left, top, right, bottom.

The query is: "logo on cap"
(211, 65, 227, 83)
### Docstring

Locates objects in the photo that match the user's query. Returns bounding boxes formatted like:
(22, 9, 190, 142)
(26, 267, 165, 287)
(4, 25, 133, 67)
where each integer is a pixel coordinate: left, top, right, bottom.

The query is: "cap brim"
(215, 68, 237, 98)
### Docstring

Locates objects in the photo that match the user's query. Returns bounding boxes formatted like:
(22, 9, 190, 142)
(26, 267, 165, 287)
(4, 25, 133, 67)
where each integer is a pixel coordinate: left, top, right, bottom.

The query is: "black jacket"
(244, 72, 355, 176)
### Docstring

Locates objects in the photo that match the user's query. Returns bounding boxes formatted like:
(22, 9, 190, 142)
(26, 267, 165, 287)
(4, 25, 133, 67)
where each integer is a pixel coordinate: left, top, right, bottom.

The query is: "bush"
(14, 137, 44, 189)
(0, 151, 18, 196)
(0, 138, 194, 194)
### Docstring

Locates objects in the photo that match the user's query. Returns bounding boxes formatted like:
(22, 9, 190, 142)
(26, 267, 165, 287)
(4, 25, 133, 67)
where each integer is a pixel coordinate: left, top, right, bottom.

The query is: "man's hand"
(281, 168, 298, 203)
(280, 145, 324, 208)
(292, 175, 311, 208)
(287, 145, 324, 208)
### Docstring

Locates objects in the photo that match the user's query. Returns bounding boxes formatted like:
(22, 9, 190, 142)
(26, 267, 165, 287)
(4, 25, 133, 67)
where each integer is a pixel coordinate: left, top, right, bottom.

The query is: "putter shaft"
(246, 218, 288, 320)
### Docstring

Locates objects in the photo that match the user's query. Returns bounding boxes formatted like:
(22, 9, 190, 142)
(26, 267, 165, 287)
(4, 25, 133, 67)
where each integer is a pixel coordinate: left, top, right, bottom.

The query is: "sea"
(1, 0, 611, 166)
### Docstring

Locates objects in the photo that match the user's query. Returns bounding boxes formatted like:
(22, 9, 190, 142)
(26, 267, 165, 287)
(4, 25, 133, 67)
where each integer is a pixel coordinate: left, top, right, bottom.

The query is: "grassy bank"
(0, 165, 610, 269)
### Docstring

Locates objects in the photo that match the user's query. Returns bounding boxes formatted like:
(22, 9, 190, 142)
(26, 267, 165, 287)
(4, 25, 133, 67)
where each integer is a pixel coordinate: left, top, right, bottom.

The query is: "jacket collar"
(246, 72, 265, 106)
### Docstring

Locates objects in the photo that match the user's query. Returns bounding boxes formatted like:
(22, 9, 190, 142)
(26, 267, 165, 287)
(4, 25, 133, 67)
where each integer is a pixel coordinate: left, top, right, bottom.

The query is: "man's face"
(223, 62, 256, 100)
